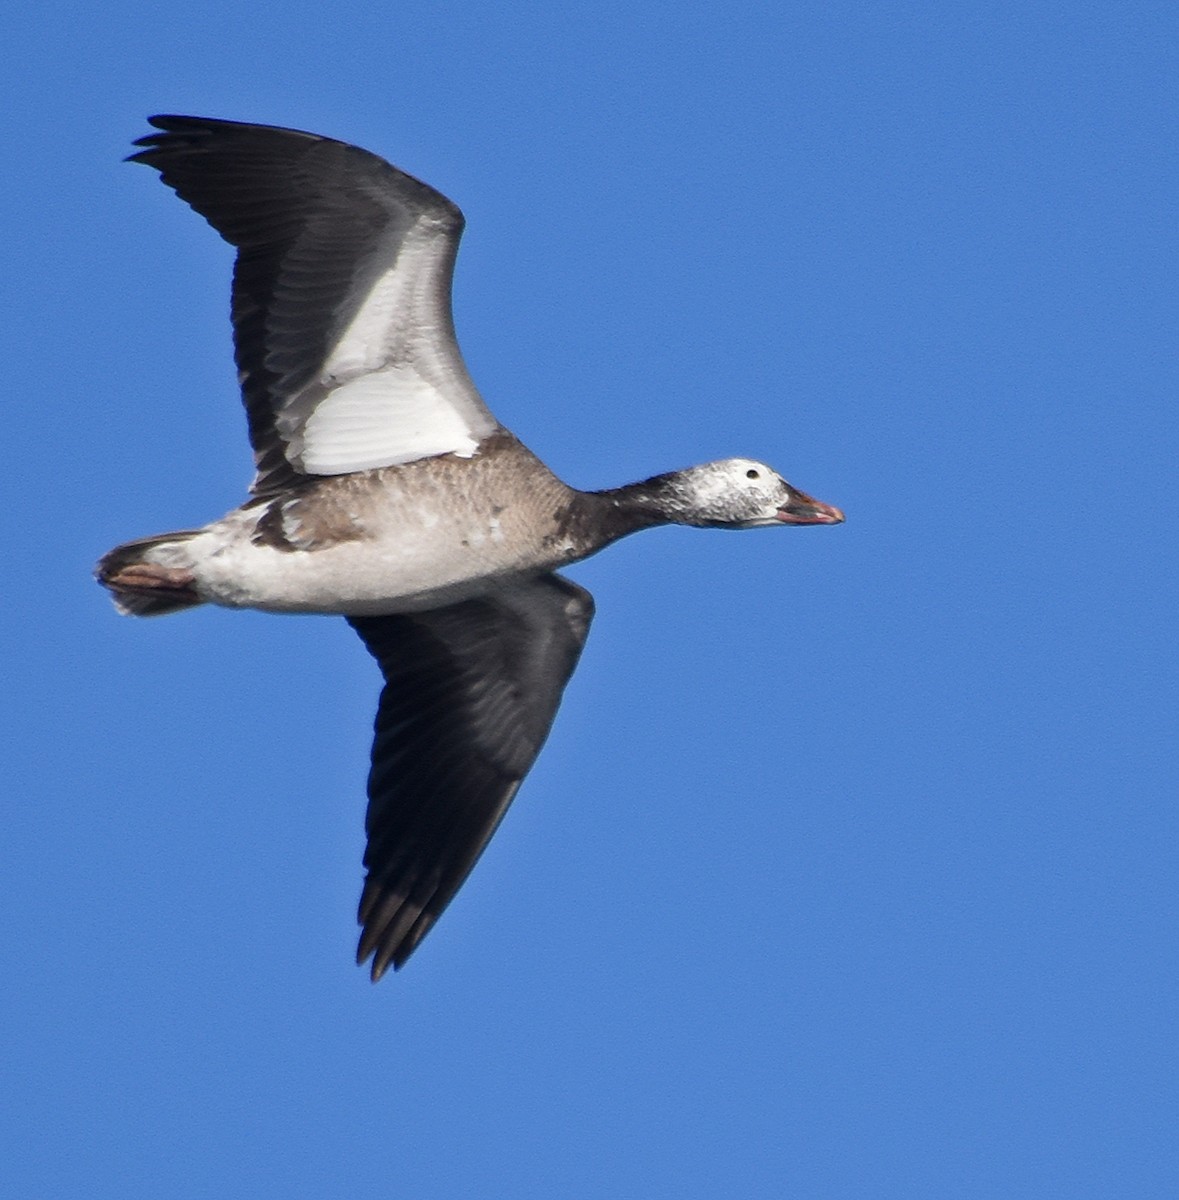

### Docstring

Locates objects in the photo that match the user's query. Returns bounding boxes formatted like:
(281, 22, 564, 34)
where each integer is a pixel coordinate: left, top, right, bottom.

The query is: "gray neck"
(596, 471, 712, 524)
(562, 474, 688, 555)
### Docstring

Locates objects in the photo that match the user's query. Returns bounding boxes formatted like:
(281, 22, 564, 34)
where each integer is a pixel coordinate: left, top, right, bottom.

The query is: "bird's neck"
(567, 474, 686, 549)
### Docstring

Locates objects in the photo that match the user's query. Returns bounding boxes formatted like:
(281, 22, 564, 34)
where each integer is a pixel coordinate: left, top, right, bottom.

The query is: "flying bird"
(97, 116, 844, 980)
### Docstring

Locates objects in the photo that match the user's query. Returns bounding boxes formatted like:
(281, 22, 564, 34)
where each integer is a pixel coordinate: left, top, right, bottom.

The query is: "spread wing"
(346, 574, 595, 979)
(129, 115, 498, 495)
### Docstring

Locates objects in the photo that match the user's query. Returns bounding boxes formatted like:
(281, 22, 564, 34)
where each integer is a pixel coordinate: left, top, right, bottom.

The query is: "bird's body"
(123, 433, 595, 615)
(98, 116, 843, 978)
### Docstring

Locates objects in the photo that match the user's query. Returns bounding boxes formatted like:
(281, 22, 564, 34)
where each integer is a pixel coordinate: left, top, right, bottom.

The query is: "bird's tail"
(96, 530, 205, 617)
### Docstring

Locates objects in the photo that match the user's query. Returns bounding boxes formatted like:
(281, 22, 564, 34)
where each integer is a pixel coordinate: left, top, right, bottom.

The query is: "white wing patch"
(273, 221, 496, 476)
(290, 366, 482, 473)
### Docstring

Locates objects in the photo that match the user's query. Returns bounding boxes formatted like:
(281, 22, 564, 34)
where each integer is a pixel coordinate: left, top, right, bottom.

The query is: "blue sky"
(4, 2, 1176, 1196)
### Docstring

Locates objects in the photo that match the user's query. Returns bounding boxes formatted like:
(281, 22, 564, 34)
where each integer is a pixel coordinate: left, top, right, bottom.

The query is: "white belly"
(171, 505, 571, 616)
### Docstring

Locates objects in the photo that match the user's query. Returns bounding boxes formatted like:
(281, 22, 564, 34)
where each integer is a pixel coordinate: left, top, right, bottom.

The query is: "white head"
(646, 458, 845, 529)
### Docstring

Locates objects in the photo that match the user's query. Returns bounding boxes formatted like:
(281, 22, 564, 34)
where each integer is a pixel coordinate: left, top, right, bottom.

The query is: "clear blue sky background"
(3, 2, 1175, 1196)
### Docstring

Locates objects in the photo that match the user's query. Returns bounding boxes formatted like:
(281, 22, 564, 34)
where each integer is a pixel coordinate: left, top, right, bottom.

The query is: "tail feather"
(96, 530, 205, 617)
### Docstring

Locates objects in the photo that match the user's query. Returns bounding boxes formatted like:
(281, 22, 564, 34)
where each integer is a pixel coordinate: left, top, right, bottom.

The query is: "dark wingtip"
(357, 916, 423, 981)
(357, 940, 390, 983)
(128, 113, 329, 155)
(357, 913, 404, 983)
(126, 116, 192, 165)
(126, 116, 236, 164)
(364, 942, 399, 983)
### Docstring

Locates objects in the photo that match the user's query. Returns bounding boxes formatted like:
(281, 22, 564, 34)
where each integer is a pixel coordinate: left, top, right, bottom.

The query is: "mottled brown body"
(101, 433, 664, 618)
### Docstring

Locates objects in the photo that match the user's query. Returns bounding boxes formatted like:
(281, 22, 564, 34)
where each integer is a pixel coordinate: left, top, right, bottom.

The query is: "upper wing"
(347, 574, 595, 979)
(129, 115, 499, 495)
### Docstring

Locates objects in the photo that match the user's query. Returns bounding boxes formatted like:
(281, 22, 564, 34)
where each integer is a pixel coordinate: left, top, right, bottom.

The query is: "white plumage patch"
(273, 222, 495, 475)
(285, 366, 482, 473)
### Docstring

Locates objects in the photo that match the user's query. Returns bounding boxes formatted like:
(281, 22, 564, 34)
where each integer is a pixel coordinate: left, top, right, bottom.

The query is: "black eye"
(746, 468, 760, 480)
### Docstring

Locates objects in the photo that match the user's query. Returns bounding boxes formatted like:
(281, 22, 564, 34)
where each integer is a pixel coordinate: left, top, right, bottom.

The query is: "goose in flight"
(97, 116, 844, 980)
